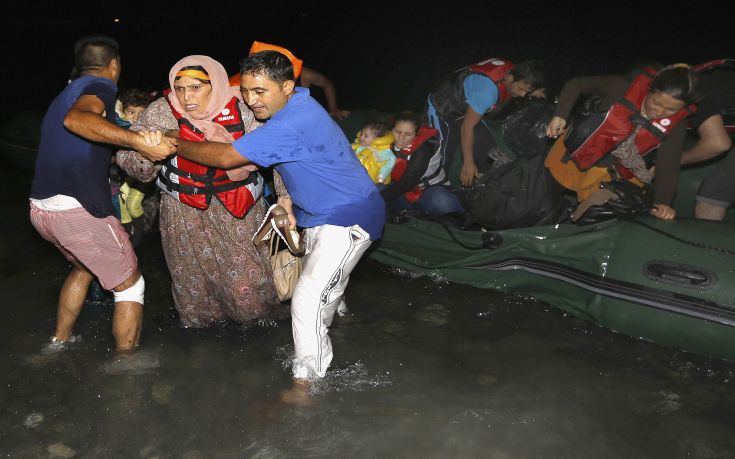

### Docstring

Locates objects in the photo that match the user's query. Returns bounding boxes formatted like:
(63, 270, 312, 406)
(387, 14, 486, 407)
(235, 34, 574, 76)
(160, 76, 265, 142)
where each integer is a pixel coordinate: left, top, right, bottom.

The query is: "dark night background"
(1, 1, 731, 118)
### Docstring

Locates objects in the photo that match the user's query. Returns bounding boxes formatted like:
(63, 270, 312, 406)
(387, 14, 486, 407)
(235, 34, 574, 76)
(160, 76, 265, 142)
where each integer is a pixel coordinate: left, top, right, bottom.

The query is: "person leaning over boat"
(545, 64, 702, 220)
(116, 55, 286, 327)
(29, 35, 176, 351)
(680, 59, 735, 221)
(139, 49, 385, 401)
(380, 111, 466, 218)
(427, 58, 545, 186)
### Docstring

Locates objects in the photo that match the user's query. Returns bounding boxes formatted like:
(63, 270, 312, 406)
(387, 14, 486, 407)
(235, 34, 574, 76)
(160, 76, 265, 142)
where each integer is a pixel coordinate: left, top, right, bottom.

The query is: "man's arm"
(64, 94, 176, 157)
(171, 138, 252, 169)
(681, 115, 732, 165)
(459, 107, 483, 186)
(300, 67, 350, 120)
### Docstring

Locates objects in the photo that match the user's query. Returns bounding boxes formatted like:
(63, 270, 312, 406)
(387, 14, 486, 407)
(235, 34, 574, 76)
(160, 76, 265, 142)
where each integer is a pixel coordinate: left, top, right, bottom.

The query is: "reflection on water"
(3, 169, 735, 458)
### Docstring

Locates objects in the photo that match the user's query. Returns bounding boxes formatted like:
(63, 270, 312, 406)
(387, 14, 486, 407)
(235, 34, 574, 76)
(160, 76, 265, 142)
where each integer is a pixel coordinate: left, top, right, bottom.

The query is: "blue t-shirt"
(31, 75, 118, 218)
(233, 87, 385, 239)
(464, 73, 499, 115)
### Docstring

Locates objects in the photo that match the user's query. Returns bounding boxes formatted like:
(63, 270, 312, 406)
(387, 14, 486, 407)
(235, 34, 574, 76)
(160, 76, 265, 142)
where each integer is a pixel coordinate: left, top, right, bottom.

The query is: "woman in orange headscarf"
(117, 55, 287, 326)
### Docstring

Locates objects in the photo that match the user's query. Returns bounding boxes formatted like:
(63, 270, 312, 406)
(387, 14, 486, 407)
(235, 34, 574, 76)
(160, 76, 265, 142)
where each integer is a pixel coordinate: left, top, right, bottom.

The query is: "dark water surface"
(2, 167, 735, 459)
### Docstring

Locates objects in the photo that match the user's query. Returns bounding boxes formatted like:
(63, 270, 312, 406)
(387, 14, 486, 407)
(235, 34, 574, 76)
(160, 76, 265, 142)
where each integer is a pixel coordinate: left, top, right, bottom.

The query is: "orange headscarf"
(228, 41, 303, 86)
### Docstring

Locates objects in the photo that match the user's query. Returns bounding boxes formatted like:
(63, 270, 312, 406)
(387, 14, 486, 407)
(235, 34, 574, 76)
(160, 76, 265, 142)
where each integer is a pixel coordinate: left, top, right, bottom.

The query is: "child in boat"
(352, 120, 396, 184)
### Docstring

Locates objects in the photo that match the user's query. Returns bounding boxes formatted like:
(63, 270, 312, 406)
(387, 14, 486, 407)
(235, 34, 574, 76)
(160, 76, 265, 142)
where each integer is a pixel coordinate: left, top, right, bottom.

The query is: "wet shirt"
(233, 87, 385, 239)
(31, 75, 117, 218)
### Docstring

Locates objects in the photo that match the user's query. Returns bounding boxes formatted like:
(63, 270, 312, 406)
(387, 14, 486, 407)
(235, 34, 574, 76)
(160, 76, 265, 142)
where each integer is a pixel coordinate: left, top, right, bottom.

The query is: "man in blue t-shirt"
(427, 59, 545, 187)
(29, 35, 176, 352)
(144, 49, 384, 400)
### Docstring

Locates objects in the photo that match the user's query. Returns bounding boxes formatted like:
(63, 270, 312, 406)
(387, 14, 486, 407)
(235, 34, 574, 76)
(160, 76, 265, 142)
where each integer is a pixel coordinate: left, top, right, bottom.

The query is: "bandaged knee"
(113, 275, 145, 304)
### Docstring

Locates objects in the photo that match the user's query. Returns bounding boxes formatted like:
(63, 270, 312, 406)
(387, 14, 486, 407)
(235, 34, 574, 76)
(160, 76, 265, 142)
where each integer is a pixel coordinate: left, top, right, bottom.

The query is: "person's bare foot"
(280, 378, 313, 406)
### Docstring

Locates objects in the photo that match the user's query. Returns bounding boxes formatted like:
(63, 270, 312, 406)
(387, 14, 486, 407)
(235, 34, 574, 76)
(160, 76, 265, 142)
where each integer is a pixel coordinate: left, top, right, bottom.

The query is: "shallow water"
(2, 168, 735, 458)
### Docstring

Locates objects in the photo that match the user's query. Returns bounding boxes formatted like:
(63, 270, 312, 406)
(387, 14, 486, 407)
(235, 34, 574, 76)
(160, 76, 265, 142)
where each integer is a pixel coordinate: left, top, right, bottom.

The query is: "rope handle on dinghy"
(432, 216, 735, 256)
(628, 219, 735, 256)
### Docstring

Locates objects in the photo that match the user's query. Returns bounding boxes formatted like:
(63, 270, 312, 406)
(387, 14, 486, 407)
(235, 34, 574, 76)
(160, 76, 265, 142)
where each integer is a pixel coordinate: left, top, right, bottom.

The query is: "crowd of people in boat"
(28, 34, 734, 402)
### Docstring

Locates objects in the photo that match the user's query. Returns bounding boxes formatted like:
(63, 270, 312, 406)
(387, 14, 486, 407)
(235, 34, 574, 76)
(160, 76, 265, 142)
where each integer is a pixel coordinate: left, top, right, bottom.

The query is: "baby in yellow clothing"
(352, 121, 395, 184)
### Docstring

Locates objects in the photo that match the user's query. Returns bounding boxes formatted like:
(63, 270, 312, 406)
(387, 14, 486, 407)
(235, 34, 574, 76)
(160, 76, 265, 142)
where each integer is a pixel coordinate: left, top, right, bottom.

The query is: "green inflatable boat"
(339, 109, 735, 362)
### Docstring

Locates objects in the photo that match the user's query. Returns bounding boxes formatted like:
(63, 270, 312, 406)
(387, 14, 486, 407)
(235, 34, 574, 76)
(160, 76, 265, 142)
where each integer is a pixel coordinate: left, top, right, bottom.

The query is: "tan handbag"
(253, 204, 305, 302)
(269, 231, 302, 302)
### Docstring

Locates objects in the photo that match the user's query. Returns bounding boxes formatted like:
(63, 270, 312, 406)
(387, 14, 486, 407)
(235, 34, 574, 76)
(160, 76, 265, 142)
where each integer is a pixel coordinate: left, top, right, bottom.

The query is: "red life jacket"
(390, 127, 440, 202)
(157, 93, 263, 218)
(467, 58, 514, 107)
(431, 58, 514, 119)
(566, 73, 695, 178)
(693, 58, 735, 73)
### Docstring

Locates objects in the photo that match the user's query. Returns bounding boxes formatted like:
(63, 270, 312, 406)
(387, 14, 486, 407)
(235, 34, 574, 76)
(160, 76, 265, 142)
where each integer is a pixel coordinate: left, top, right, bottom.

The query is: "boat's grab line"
(629, 219, 735, 255)
(464, 257, 735, 328)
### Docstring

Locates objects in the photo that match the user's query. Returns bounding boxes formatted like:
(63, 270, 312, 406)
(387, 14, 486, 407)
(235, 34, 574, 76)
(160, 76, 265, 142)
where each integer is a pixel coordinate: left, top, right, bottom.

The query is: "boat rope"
(435, 219, 499, 251)
(628, 219, 735, 256)
(428, 215, 735, 255)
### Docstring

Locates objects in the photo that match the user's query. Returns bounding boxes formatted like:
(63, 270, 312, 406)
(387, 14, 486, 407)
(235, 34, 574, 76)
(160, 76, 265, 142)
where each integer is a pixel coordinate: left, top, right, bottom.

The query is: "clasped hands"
(135, 130, 179, 162)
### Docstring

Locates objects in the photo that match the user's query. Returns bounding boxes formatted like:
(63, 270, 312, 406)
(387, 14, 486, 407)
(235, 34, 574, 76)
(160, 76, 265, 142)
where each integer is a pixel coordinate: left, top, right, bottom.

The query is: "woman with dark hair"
(545, 64, 702, 220)
(116, 55, 286, 327)
(380, 111, 465, 218)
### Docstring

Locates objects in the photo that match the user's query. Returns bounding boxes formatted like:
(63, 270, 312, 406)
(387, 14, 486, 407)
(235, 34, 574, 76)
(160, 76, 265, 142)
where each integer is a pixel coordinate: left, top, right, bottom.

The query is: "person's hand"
(546, 116, 567, 138)
(650, 204, 676, 220)
(225, 164, 258, 181)
(460, 161, 480, 187)
(530, 87, 547, 99)
(277, 196, 298, 229)
(135, 130, 177, 162)
(329, 109, 351, 120)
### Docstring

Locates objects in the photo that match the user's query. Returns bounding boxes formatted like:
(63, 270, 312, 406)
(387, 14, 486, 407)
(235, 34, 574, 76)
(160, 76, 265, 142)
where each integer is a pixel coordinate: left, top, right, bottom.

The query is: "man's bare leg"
(111, 271, 143, 351)
(694, 201, 727, 221)
(53, 261, 94, 342)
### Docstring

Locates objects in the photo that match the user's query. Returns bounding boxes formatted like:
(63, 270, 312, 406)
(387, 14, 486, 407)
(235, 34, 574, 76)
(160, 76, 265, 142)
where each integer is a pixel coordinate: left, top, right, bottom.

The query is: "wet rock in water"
(181, 451, 206, 459)
(414, 303, 450, 325)
(477, 374, 499, 386)
(101, 349, 161, 375)
(139, 445, 163, 458)
(47, 442, 77, 458)
(380, 319, 405, 335)
(653, 391, 682, 415)
(22, 411, 44, 428)
(151, 383, 174, 405)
